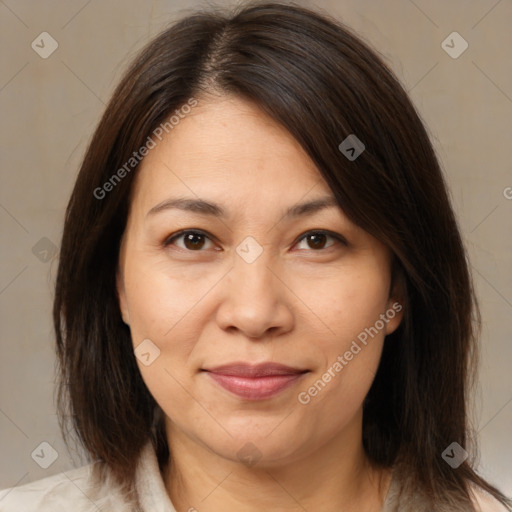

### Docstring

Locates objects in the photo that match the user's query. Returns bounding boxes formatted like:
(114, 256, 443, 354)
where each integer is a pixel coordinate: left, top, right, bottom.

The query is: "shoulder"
(0, 465, 92, 512)
(383, 465, 510, 512)
(471, 485, 511, 512)
(0, 463, 131, 512)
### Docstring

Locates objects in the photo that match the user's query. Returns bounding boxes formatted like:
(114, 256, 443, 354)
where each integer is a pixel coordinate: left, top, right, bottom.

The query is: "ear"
(384, 259, 406, 336)
(116, 266, 130, 325)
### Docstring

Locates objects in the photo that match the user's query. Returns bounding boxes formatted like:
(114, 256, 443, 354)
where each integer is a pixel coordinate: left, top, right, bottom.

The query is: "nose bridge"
(231, 236, 278, 300)
(215, 236, 292, 338)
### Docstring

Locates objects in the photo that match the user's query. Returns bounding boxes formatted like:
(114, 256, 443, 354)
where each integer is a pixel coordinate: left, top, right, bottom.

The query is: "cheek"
(293, 263, 390, 418)
(123, 252, 219, 344)
(121, 257, 205, 399)
(125, 268, 199, 425)
(296, 330, 385, 444)
(293, 262, 391, 343)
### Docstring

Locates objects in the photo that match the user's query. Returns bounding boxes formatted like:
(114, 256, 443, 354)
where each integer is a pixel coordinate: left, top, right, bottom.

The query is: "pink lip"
(203, 363, 308, 401)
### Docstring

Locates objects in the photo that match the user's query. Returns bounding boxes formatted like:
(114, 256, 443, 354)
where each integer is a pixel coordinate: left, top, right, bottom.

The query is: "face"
(117, 94, 403, 468)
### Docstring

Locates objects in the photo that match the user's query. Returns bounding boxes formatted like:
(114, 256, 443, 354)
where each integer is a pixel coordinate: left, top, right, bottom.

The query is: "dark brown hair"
(53, 1, 512, 509)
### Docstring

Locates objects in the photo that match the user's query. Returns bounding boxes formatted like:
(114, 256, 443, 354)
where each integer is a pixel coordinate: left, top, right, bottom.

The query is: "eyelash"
(163, 229, 347, 253)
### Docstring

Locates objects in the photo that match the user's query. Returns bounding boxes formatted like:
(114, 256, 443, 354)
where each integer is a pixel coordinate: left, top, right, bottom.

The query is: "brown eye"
(182, 232, 206, 250)
(295, 231, 344, 251)
(164, 230, 215, 251)
(306, 233, 328, 249)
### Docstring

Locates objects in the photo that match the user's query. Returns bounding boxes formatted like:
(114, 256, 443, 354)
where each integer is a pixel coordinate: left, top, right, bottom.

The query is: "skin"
(117, 94, 404, 512)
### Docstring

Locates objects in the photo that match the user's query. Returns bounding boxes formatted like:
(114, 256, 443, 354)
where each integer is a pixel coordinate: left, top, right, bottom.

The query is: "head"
(53, 1, 510, 509)
(115, 92, 404, 470)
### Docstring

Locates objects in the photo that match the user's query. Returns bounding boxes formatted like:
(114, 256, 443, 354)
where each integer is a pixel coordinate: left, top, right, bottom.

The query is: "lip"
(203, 362, 309, 401)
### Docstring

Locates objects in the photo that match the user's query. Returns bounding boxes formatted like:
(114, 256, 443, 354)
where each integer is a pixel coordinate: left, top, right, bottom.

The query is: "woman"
(1, 1, 510, 510)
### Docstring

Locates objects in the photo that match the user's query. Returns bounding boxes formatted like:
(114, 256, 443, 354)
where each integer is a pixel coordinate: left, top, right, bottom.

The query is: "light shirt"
(0, 442, 176, 512)
(0, 441, 507, 511)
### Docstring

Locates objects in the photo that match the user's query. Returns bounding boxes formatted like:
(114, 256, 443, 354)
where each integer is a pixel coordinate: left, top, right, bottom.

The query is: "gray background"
(1, 0, 511, 496)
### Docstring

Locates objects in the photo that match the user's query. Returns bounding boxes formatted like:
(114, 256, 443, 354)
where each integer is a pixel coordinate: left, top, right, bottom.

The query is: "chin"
(204, 425, 310, 469)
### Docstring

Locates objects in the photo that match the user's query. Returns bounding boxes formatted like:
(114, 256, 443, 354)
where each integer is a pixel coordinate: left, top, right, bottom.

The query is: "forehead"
(130, 95, 333, 214)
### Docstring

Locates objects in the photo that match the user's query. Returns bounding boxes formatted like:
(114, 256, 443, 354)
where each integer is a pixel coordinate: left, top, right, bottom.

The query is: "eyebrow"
(146, 195, 340, 220)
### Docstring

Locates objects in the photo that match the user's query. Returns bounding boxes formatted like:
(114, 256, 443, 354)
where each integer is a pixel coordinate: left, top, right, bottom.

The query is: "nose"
(215, 248, 294, 340)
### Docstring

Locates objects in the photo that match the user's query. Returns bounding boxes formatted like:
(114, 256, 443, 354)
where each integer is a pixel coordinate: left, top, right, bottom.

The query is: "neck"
(163, 412, 392, 512)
